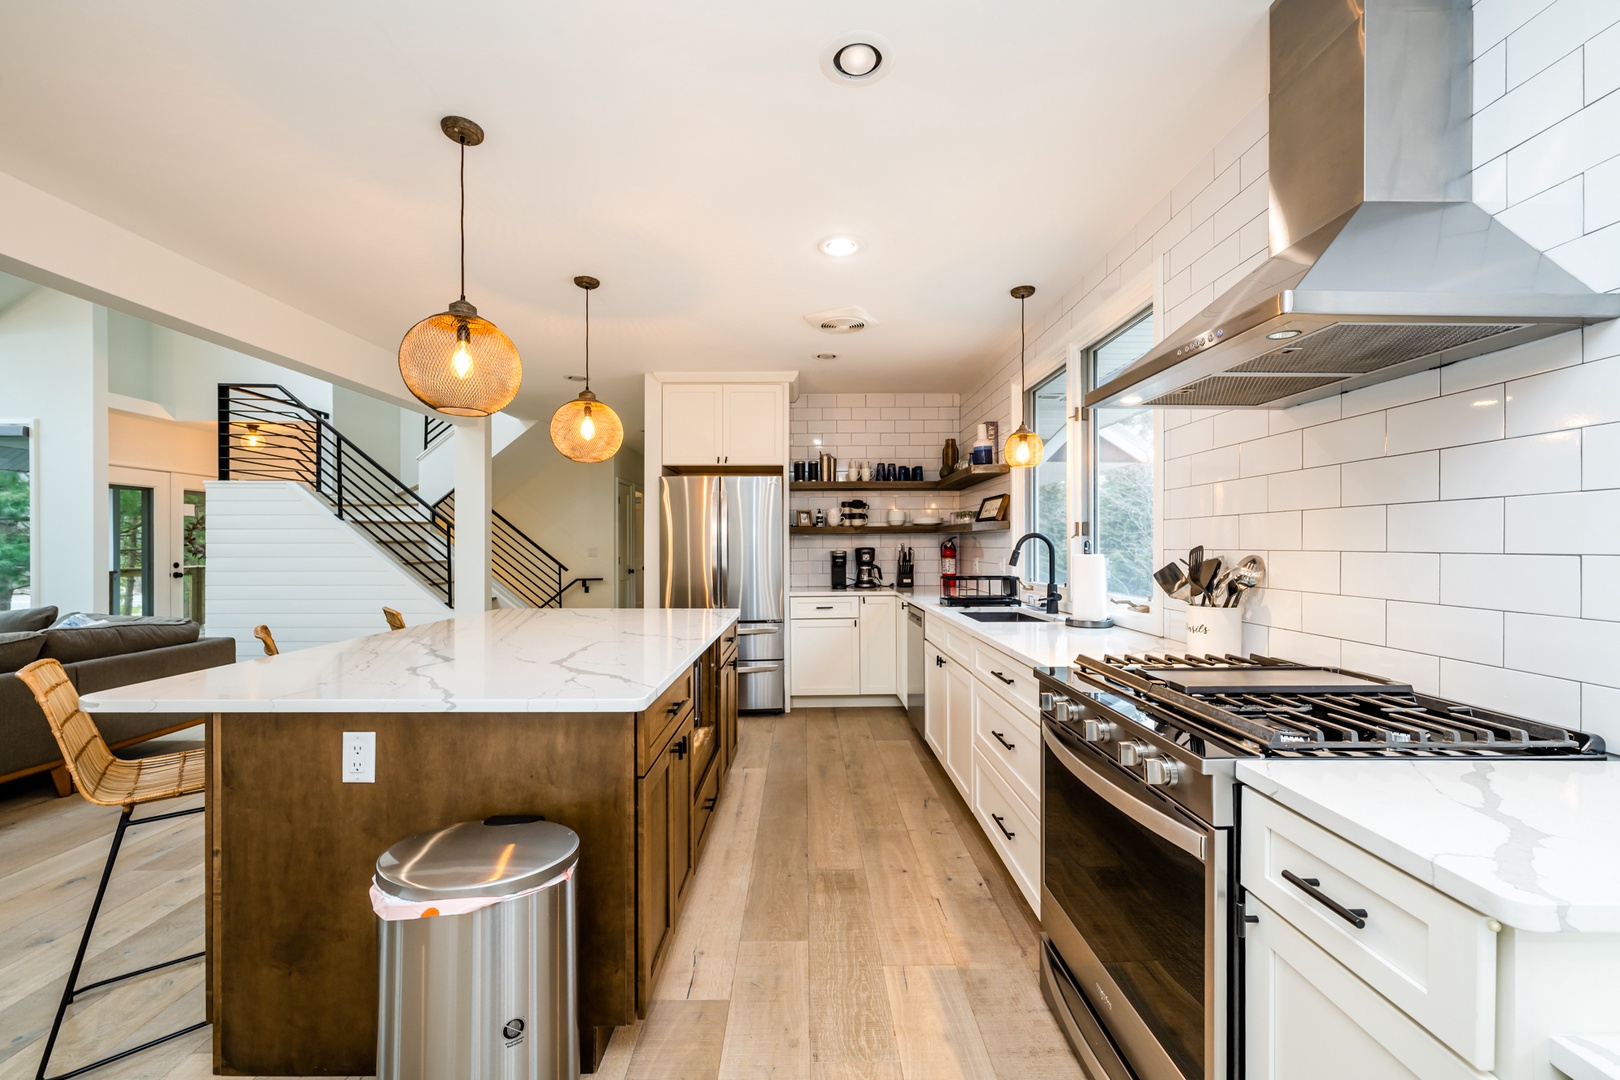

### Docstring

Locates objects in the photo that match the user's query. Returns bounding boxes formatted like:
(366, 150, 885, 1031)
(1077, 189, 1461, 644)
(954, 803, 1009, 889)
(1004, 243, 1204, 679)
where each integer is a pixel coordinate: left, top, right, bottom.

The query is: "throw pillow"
(0, 630, 46, 673)
(0, 606, 59, 633)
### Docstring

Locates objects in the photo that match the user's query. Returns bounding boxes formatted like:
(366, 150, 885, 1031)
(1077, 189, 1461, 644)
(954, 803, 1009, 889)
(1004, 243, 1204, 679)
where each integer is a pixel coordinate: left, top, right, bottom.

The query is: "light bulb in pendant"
(580, 405, 595, 441)
(450, 336, 473, 379)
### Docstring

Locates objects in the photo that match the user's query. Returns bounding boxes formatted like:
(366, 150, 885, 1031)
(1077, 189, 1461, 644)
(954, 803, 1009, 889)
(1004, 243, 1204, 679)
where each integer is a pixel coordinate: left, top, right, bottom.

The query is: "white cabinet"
(943, 653, 974, 795)
(662, 382, 786, 467)
(924, 645, 947, 759)
(789, 616, 860, 696)
(857, 594, 898, 695)
(1246, 898, 1492, 1080)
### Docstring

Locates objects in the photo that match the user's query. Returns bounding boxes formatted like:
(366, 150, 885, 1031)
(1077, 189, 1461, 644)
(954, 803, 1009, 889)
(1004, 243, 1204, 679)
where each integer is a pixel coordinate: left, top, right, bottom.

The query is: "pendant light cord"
(1019, 292, 1028, 424)
(584, 286, 591, 391)
(458, 138, 467, 303)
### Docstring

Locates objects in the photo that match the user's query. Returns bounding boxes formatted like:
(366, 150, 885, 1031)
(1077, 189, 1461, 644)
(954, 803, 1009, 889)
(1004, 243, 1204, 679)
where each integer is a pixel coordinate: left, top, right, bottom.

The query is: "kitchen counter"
(1237, 758, 1620, 933)
(81, 607, 737, 714)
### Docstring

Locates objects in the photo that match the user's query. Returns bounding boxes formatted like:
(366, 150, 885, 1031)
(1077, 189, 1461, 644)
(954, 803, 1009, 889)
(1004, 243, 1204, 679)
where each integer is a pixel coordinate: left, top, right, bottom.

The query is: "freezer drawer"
(736, 622, 784, 662)
(735, 657, 784, 712)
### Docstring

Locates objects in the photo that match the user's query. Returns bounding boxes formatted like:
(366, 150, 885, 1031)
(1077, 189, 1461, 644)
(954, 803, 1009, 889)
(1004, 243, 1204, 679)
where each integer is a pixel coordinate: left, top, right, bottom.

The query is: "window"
(1086, 312, 1156, 600)
(1023, 367, 1069, 585)
(0, 425, 31, 609)
(109, 485, 154, 616)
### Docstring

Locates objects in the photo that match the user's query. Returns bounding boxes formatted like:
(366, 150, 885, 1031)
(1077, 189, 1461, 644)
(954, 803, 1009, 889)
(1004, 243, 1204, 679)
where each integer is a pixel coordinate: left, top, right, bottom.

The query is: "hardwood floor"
(0, 709, 1083, 1080)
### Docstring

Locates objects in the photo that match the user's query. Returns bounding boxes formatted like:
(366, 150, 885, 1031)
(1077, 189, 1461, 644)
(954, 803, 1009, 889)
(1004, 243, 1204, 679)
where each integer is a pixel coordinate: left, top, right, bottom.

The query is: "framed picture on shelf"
(976, 493, 1010, 522)
(794, 509, 813, 527)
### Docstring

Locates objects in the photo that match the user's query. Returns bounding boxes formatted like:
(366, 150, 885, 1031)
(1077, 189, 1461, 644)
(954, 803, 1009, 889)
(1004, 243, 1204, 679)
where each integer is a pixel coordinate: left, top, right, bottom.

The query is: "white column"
(451, 416, 492, 612)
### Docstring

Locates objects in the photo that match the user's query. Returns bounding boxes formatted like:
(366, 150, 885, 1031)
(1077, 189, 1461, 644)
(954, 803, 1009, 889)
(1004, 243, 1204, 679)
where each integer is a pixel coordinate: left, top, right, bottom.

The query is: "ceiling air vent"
(804, 306, 878, 335)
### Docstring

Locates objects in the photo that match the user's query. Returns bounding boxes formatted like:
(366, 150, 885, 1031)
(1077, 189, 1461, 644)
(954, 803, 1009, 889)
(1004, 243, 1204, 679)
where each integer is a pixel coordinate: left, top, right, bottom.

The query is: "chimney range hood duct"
(1088, 0, 1620, 411)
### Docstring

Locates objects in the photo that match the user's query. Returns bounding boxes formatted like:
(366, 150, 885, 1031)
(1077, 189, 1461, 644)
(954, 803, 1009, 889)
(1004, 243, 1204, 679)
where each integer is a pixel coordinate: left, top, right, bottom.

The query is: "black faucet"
(1008, 533, 1059, 615)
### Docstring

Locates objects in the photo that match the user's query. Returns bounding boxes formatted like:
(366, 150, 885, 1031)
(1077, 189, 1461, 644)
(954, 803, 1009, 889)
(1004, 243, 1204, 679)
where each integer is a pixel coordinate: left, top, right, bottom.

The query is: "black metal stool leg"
(35, 804, 207, 1080)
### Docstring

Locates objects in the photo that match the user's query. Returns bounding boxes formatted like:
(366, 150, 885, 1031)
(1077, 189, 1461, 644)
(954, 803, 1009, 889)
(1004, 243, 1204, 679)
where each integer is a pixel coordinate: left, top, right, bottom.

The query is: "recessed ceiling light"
(820, 236, 860, 257)
(815, 353, 838, 360)
(1267, 329, 1303, 340)
(566, 374, 587, 382)
(834, 43, 881, 78)
(820, 32, 894, 85)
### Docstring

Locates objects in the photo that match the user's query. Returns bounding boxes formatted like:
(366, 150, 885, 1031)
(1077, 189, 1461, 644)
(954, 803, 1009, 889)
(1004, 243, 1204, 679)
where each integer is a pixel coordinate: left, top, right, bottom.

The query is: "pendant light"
(398, 116, 522, 417)
(1003, 284, 1045, 469)
(550, 276, 624, 462)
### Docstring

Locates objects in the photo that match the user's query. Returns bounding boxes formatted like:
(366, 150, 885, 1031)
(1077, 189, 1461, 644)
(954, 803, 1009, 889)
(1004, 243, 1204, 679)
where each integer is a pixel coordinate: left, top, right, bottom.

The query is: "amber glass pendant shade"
(1004, 423, 1045, 468)
(399, 301, 522, 417)
(551, 390, 624, 463)
(397, 116, 522, 417)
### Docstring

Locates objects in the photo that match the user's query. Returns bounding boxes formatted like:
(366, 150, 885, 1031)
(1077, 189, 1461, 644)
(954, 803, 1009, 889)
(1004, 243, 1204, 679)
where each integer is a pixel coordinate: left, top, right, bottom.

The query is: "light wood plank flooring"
(0, 709, 1082, 1079)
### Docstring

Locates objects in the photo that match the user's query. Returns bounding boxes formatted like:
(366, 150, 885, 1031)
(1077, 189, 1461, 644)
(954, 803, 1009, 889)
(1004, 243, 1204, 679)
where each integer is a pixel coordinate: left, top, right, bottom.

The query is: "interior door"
(108, 468, 212, 622)
(616, 477, 641, 608)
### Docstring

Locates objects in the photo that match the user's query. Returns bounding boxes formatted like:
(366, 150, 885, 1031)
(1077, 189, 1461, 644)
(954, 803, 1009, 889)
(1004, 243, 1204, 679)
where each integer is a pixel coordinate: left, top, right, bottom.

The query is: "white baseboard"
(788, 694, 905, 710)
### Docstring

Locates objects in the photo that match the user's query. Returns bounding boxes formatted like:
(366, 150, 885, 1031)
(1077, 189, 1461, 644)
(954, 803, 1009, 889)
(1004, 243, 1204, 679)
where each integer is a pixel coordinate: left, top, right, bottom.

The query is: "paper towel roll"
(1069, 553, 1110, 623)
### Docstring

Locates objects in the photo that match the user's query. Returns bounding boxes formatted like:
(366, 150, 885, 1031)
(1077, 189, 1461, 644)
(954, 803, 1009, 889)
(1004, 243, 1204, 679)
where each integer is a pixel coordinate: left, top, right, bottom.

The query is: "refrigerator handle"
(715, 478, 728, 606)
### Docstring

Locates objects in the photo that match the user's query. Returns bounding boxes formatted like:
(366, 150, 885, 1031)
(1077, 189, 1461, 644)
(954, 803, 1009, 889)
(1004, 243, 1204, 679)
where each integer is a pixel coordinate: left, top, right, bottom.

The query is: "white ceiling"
(0, 1, 1267, 438)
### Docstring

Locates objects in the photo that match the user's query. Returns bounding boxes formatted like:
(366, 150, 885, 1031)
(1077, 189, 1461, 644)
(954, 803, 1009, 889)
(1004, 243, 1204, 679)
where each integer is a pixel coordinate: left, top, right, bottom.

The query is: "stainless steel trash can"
(373, 814, 580, 1080)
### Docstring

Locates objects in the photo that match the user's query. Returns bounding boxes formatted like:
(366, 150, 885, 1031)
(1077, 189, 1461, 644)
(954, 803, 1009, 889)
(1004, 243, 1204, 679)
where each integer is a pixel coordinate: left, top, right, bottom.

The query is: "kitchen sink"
(960, 610, 1050, 623)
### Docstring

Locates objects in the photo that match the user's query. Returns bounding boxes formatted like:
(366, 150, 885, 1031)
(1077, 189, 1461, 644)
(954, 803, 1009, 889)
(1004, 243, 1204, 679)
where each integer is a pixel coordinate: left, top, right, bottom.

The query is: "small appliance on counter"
(839, 499, 869, 527)
(853, 547, 883, 589)
(830, 550, 848, 590)
(896, 545, 915, 589)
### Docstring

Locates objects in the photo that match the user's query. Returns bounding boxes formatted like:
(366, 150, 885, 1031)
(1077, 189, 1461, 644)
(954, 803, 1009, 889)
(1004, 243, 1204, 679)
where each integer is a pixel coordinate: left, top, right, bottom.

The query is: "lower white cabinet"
(943, 654, 974, 795)
(858, 594, 898, 695)
(789, 616, 859, 696)
(1245, 898, 1492, 1080)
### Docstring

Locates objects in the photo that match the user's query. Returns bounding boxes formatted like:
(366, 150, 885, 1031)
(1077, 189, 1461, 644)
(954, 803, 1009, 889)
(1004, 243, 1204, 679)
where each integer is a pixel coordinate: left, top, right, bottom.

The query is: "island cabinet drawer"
(790, 596, 858, 619)
(639, 667, 696, 775)
(972, 682, 1040, 810)
(972, 750, 1040, 911)
(691, 753, 721, 859)
(1241, 792, 1498, 1070)
(971, 642, 1038, 712)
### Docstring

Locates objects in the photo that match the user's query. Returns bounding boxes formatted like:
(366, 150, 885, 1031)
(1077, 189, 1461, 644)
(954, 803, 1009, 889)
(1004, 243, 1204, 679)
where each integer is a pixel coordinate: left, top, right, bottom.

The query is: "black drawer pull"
(1282, 870, 1368, 929)
(666, 698, 688, 715)
(991, 813, 1016, 840)
(670, 736, 688, 760)
(990, 670, 1016, 685)
(935, 655, 947, 667)
(703, 796, 717, 811)
(816, 605, 833, 610)
(991, 730, 1016, 751)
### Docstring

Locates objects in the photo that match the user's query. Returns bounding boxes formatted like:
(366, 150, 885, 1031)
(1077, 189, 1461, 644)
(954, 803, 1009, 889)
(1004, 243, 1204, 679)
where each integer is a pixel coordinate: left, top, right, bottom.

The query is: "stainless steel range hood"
(1088, 0, 1620, 411)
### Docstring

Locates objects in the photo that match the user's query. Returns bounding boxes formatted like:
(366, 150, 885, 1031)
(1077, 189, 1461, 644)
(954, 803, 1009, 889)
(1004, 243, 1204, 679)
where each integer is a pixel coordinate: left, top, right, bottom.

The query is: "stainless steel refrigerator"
(660, 475, 785, 712)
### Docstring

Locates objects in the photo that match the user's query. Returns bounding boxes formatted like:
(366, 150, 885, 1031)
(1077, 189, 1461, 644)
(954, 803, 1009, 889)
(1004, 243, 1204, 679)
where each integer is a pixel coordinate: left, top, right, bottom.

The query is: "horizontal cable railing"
(434, 492, 570, 608)
(219, 384, 454, 606)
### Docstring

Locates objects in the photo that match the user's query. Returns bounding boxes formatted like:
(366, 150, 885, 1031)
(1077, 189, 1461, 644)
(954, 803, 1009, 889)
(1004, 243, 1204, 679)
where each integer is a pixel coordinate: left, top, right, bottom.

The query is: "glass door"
(109, 484, 155, 616)
(180, 487, 206, 625)
(108, 469, 211, 624)
(0, 425, 33, 610)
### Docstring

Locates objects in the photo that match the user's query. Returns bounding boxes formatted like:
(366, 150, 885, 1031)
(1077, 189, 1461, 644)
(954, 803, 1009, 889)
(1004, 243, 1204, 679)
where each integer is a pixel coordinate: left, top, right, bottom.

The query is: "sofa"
(0, 606, 237, 793)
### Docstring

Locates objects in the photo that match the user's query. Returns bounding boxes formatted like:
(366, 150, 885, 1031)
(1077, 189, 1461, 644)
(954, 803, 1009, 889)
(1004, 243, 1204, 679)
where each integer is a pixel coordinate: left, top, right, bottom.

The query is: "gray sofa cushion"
(39, 618, 201, 665)
(0, 607, 58, 633)
(0, 631, 45, 674)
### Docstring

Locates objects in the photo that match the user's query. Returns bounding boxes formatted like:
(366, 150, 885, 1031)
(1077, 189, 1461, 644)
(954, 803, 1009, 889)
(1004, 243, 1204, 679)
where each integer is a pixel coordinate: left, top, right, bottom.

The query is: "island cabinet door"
(636, 709, 694, 1013)
(720, 636, 739, 776)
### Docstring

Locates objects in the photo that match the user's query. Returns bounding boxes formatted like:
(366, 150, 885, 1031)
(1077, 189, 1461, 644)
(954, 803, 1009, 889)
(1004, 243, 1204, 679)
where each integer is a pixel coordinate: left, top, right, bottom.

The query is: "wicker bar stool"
(253, 624, 279, 656)
(15, 659, 207, 1080)
(382, 606, 406, 631)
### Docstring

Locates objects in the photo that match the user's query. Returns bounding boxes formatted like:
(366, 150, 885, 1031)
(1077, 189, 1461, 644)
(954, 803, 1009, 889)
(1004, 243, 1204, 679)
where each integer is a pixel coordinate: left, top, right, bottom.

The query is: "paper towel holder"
(1065, 535, 1114, 629)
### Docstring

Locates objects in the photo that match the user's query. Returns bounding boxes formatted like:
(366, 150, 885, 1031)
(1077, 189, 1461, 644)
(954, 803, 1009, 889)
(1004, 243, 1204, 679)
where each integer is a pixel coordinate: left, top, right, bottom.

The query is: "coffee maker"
(830, 550, 848, 590)
(853, 547, 883, 589)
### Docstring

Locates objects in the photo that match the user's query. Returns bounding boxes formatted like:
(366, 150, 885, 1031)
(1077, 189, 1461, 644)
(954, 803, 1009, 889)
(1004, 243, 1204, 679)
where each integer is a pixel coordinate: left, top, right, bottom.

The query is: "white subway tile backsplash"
(1505, 612, 1620, 689)
(1241, 431, 1304, 477)
(1245, 588, 1302, 631)
(1506, 0, 1620, 89)
(1302, 506, 1386, 551)
(1340, 370, 1439, 418)
(1497, 174, 1586, 249)
(1387, 602, 1504, 665)
(1586, 422, 1620, 489)
(1547, 220, 1620, 292)
(1588, 152, 1620, 233)
(1341, 642, 1441, 695)
(1474, 0, 1558, 53)
(1505, 84, 1620, 204)
(1168, 484, 1214, 519)
(1167, 417, 1214, 459)
(1583, 555, 1620, 619)
(1303, 412, 1386, 467)
(1474, 50, 1583, 165)
(1301, 592, 1385, 645)
(1211, 476, 1268, 516)
(1189, 445, 1242, 485)
(1590, 19, 1620, 101)
(1240, 511, 1302, 551)
(1387, 498, 1504, 553)
(1266, 628, 1342, 667)
(1386, 388, 1505, 454)
(1438, 330, 1582, 394)
(1341, 452, 1440, 505)
(1440, 658, 1582, 726)
(1509, 354, 1620, 435)
(1440, 430, 1582, 498)
(1268, 466, 1341, 511)
(1269, 395, 1341, 435)
(1202, 514, 1243, 550)
(1506, 489, 1620, 554)
(1267, 550, 1340, 594)
(1342, 552, 1440, 603)
(1441, 553, 1582, 616)
(1473, 41, 1507, 109)
(1211, 409, 1270, 449)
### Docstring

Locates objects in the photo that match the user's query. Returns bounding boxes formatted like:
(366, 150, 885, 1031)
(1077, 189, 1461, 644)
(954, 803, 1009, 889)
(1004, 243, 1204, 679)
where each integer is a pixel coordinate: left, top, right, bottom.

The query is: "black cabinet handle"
(935, 655, 947, 667)
(1282, 869, 1368, 929)
(703, 796, 717, 811)
(667, 699, 687, 715)
(991, 813, 1016, 840)
(816, 605, 833, 610)
(990, 670, 1016, 686)
(991, 730, 1016, 751)
(670, 736, 688, 760)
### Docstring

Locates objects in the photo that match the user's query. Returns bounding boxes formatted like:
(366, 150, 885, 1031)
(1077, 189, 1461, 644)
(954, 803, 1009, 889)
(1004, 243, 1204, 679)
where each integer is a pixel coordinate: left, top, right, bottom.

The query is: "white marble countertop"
(81, 608, 739, 714)
(1551, 1034, 1620, 1080)
(1237, 758, 1620, 933)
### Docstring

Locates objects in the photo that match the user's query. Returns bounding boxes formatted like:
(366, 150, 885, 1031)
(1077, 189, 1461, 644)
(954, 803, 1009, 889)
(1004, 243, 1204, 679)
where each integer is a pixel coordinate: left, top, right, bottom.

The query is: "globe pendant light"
(398, 116, 522, 417)
(551, 276, 624, 462)
(1004, 284, 1045, 469)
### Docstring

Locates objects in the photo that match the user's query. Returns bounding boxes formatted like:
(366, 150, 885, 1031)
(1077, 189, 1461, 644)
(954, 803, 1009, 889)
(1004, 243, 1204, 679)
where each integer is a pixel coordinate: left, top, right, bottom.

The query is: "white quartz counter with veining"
(80, 607, 739, 714)
(1237, 758, 1620, 933)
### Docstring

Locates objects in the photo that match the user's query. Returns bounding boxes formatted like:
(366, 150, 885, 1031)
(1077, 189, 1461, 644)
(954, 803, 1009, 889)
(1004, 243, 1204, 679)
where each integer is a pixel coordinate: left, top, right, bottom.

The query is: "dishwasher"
(903, 601, 925, 734)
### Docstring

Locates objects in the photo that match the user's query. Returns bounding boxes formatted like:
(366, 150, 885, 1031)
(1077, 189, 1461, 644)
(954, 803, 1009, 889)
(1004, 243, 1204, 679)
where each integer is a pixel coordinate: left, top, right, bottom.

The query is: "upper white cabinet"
(662, 382, 786, 466)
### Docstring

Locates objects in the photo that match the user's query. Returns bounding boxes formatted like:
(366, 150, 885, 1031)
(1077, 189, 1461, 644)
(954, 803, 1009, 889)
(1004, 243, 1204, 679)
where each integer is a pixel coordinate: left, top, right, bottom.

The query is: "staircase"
(217, 384, 574, 608)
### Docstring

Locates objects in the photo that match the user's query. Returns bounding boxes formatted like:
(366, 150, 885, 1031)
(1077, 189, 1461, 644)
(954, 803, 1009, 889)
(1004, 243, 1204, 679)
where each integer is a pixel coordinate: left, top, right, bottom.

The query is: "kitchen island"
(82, 607, 741, 1077)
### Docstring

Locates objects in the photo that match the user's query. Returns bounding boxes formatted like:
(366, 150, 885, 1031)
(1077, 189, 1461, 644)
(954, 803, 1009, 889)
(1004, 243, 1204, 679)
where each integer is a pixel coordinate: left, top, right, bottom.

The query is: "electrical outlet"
(342, 731, 376, 783)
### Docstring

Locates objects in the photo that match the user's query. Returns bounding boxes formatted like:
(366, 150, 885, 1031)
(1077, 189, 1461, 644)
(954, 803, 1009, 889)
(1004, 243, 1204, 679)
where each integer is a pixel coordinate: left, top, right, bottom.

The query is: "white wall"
(331, 384, 409, 478)
(108, 409, 214, 476)
(956, 0, 1620, 745)
(0, 288, 108, 612)
(495, 443, 620, 608)
(205, 480, 449, 652)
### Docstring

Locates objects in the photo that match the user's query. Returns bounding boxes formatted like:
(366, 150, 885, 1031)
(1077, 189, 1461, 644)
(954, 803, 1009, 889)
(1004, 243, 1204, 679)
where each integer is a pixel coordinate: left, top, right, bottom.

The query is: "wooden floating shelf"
(789, 520, 1010, 536)
(790, 464, 1011, 494)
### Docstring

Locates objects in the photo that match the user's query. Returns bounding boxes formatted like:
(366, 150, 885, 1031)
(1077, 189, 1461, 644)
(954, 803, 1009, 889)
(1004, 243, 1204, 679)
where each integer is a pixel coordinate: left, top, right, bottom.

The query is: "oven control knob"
(1081, 718, 1114, 744)
(1143, 756, 1180, 787)
(1117, 741, 1150, 767)
(1040, 692, 1056, 713)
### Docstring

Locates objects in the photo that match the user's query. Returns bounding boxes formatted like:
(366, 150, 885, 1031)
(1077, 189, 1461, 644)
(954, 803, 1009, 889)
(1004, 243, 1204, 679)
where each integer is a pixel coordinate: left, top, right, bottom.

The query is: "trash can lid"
(374, 815, 580, 903)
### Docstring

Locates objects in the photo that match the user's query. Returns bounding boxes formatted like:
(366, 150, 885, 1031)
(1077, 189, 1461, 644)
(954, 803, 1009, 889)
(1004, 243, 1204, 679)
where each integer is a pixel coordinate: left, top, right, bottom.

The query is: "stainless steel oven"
(1039, 682, 1235, 1080)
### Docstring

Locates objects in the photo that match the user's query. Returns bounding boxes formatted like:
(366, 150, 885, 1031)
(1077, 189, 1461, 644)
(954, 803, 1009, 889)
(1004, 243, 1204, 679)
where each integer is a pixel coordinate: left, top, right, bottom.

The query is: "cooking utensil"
(1197, 557, 1222, 606)
(1153, 562, 1187, 598)
(1224, 555, 1267, 607)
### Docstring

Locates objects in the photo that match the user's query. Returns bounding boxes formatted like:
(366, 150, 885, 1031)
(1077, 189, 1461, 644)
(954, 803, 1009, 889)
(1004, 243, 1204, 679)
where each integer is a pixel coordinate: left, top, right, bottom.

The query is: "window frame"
(1019, 364, 1070, 589)
(0, 422, 38, 611)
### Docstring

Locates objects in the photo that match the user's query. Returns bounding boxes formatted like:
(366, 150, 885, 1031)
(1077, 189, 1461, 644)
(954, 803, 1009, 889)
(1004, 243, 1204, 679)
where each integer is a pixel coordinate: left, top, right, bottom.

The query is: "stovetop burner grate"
(1066, 653, 1603, 758)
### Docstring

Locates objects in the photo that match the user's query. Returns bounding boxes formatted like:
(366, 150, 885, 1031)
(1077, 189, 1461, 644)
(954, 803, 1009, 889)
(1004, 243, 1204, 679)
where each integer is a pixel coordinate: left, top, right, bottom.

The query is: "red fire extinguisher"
(941, 537, 957, 577)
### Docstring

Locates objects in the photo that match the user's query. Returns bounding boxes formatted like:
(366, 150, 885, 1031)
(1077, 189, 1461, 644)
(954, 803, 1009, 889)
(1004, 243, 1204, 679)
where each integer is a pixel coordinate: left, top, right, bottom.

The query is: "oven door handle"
(1043, 724, 1207, 861)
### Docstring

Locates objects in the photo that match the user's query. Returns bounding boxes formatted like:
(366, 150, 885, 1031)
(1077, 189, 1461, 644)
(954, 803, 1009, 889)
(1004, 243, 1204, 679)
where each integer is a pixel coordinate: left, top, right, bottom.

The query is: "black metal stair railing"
(218, 384, 455, 606)
(423, 414, 452, 450)
(433, 492, 583, 608)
